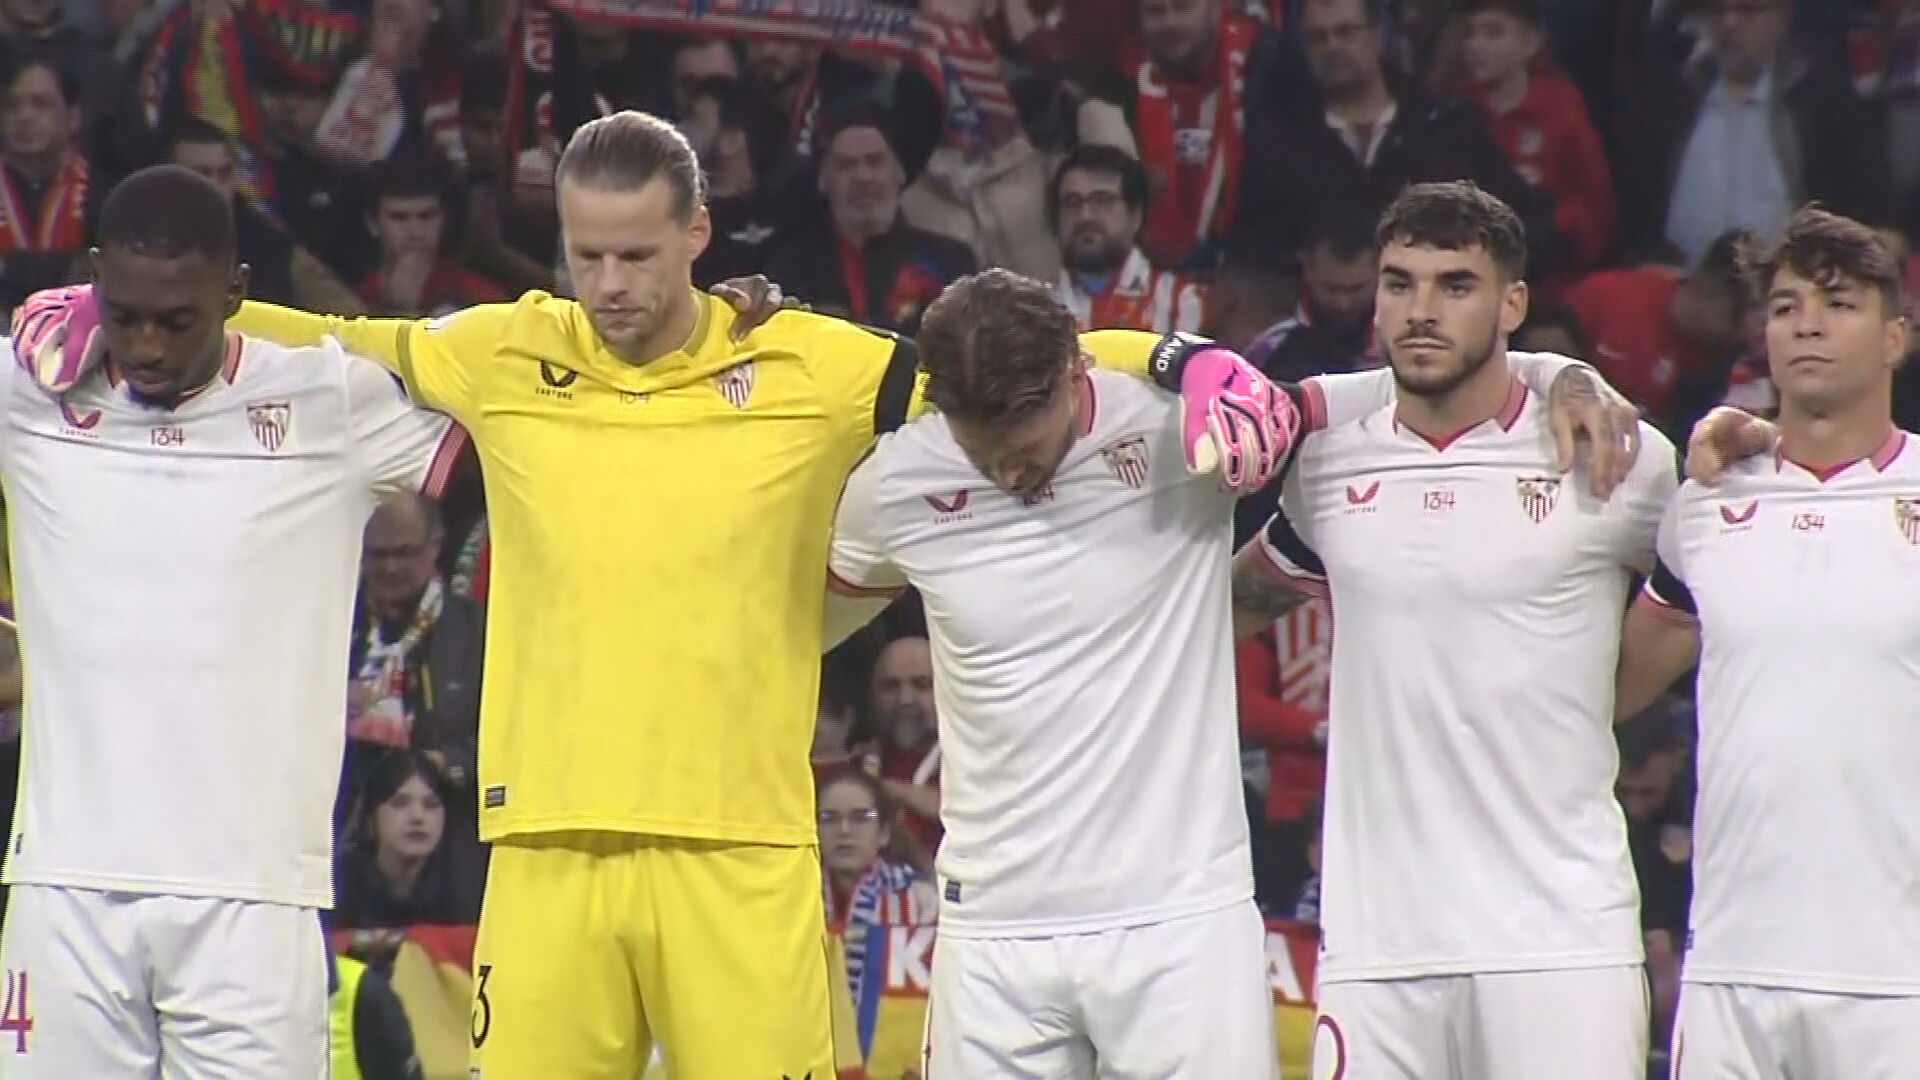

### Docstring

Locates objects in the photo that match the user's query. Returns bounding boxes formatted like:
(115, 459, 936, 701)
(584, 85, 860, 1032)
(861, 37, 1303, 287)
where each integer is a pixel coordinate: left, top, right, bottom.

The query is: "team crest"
(1516, 475, 1560, 524)
(1895, 497, 1920, 545)
(247, 400, 291, 452)
(1101, 436, 1150, 489)
(714, 362, 754, 409)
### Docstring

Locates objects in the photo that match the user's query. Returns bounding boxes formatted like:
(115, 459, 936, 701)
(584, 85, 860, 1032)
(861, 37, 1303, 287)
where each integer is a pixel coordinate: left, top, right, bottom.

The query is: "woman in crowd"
(819, 768, 936, 1005)
(335, 751, 485, 939)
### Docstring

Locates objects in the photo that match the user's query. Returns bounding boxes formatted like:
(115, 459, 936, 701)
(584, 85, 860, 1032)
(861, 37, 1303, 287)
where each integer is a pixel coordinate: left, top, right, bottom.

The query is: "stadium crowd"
(0, 0, 1912, 1074)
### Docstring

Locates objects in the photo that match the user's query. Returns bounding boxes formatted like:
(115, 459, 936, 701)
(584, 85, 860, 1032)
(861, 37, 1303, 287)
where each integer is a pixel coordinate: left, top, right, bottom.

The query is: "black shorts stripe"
(873, 335, 919, 437)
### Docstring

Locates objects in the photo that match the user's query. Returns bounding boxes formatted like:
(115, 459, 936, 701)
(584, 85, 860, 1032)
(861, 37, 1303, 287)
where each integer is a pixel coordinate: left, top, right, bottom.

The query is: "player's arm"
(229, 300, 515, 424)
(1616, 568, 1700, 722)
(824, 448, 909, 652)
(1231, 464, 1328, 638)
(343, 351, 468, 499)
(1615, 487, 1699, 721)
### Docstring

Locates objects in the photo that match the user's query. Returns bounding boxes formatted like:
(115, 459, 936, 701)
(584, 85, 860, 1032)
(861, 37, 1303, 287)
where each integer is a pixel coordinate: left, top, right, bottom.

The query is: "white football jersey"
(1, 335, 461, 909)
(831, 371, 1250, 936)
(1257, 372, 1675, 981)
(1644, 431, 1920, 995)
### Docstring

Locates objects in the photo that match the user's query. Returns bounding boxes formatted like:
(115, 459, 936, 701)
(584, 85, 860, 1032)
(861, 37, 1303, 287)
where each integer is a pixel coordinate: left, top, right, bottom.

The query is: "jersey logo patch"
(1101, 436, 1150, 489)
(714, 362, 754, 409)
(1345, 481, 1379, 506)
(1895, 498, 1920, 545)
(1515, 475, 1560, 524)
(247, 401, 291, 452)
(1719, 501, 1759, 528)
(58, 401, 99, 435)
(925, 491, 971, 522)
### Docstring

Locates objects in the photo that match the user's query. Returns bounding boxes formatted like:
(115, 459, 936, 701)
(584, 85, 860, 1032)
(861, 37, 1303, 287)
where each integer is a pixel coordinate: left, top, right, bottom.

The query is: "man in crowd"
(0, 52, 89, 311)
(869, 633, 941, 858)
(1618, 205, 1920, 1076)
(1051, 143, 1206, 335)
(347, 492, 486, 827)
(767, 104, 977, 333)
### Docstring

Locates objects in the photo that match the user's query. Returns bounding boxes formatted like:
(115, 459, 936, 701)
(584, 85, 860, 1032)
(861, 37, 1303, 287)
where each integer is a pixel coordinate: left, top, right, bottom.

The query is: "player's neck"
(1777, 389, 1896, 471)
(1394, 352, 1515, 443)
(614, 287, 702, 367)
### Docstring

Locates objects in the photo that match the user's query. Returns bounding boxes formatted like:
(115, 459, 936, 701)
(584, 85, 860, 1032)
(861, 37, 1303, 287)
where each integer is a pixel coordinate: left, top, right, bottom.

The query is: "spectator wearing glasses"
(1051, 143, 1206, 335)
(818, 768, 936, 993)
(346, 493, 485, 828)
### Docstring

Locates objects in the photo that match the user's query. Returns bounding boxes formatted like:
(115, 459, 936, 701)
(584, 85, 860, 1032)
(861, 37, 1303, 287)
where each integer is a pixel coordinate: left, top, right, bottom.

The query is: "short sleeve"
(794, 314, 920, 462)
(1643, 496, 1696, 615)
(1299, 369, 1394, 431)
(828, 448, 908, 595)
(1252, 463, 1329, 596)
(345, 352, 467, 499)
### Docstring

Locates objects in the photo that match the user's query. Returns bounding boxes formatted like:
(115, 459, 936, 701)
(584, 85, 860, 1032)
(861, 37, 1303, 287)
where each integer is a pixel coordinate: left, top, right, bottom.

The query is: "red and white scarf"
(0, 152, 88, 255)
(1133, 14, 1256, 267)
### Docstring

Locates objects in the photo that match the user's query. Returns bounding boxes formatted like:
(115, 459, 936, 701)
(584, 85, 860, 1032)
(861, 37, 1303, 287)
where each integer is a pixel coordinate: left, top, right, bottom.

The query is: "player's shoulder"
(1085, 367, 1172, 426)
(746, 306, 901, 360)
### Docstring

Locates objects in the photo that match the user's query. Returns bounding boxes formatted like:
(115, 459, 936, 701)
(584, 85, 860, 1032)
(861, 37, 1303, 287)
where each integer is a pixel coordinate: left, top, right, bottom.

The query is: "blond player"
(1617, 206, 1920, 1078)
(1233, 182, 1674, 1080)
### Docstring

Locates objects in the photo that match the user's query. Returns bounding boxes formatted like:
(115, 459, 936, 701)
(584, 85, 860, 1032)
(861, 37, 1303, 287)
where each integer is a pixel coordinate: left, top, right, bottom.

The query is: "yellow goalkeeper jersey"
(231, 292, 1159, 845)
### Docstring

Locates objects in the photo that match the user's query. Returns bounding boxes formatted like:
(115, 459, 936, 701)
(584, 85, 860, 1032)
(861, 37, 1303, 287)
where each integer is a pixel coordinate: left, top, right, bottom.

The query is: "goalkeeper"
(15, 112, 1625, 1078)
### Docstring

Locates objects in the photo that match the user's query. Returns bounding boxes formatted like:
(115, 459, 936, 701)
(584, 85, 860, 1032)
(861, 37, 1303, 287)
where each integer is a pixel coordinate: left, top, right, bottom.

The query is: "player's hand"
(11, 283, 105, 395)
(1150, 334, 1299, 495)
(1685, 406, 1777, 486)
(1545, 365, 1642, 499)
(711, 275, 808, 342)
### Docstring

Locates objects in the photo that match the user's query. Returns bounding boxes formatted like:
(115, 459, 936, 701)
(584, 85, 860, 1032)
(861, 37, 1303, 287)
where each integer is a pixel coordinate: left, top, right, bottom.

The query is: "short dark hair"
(1512, 300, 1590, 354)
(1741, 206, 1903, 314)
(163, 116, 230, 159)
(555, 110, 706, 221)
(97, 164, 235, 264)
(1, 50, 78, 109)
(1454, 0, 1545, 27)
(1303, 206, 1379, 263)
(1049, 143, 1149, 223)
(917, 269, 1080, 427)
(372, 149, 450, 205)
(1696, 228, 1751, 296)
(1376, 180, 1528, 281)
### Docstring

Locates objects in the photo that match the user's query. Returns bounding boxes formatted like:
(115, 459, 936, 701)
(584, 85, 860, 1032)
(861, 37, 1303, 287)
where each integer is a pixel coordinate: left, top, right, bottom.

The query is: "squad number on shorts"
(0, 969, 32, 1053)
(471, 964, 492, 1049)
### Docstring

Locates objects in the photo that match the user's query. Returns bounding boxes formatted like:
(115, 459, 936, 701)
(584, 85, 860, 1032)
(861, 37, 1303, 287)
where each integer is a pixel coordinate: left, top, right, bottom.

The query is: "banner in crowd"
(502, 0, 1020, 196)
(841, 916, 1322, 1079)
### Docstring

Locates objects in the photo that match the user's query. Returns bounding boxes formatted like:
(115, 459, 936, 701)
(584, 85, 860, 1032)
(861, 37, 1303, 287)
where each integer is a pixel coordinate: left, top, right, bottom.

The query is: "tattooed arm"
(1231, 538, 1318, 640)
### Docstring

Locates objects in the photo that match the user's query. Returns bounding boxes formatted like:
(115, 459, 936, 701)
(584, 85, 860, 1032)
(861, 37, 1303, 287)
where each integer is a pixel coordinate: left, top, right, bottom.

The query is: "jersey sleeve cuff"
(1254, 530, 1329, 597)
(1643, 557, 1696, 617)
(827, 563, 907, 598)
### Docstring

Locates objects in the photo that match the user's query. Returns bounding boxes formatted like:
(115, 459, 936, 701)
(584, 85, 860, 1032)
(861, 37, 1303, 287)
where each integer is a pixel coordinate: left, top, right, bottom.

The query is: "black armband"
(1646, 558, 1696, 614)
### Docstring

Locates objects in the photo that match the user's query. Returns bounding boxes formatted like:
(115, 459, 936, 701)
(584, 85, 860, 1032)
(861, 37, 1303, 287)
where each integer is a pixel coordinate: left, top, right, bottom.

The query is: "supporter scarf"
(349, 577, 445, 749)
(139, 1, 363, 216)
(501, 0, 1020, 202)
(825, 858, 923, 1012)
(1132, 14, 1255, 267)
(0, 152, 88, 255)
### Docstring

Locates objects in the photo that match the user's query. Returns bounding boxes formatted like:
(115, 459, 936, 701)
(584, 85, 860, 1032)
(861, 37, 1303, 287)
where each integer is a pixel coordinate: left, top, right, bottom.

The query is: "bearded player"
(1233, 181, 1676, 1080)
(14, 112, 1305, 1079)
(822, 267, 1626, 1076)
(1618, 206, 1920, 1078)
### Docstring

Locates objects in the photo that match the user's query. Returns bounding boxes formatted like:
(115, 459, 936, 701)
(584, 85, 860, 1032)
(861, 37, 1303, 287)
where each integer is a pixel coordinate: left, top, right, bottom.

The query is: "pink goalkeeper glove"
(1148, 332, 1299, 494)
(12, 284, 104, 395)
